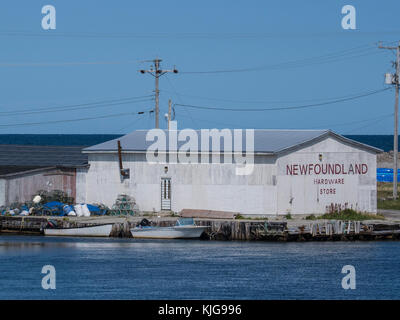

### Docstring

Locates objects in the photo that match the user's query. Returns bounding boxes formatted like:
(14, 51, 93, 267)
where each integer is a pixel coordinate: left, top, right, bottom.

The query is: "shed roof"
(0, 145, 88, 167)
(83, 129, 382, 155)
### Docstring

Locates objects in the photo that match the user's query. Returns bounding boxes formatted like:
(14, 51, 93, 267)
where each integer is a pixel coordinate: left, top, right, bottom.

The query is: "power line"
(344, 115, 394, 134)
(161, 88, 389, 105)
(309, 113, 394, 129)
(0, 98, 154, 116)
(181, 49, 381, 74)
(1, 30, 400, 39)
(0, 60, 139, 67)
(0, 42, 392, 74)
(164, 75, 198, 128)
(180, 44, 381, 74)
(176, 113, 247, 128)
(118, 116, 144, 134)
(0, 109, 154, 128)
(177, 111, 394, 130)
(174, 88, 391, 112)
(0, 44, 381, 72)
(0, 95, 154, 116)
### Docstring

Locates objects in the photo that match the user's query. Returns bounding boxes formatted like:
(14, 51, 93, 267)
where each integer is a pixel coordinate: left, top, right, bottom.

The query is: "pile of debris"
(0, 191, 140, 217)
(0, 190, 107, 217)
(35, 189, 74, 205)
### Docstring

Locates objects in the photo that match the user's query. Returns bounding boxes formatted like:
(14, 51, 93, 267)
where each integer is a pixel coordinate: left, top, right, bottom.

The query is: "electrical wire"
(180, 44, 382, 74)
(161, 87, 388, 105)
(0, 43, 385, 72)
(164, 75, 198, 128)
(0, 95, 154, 116)
(344, 115, 393, 134)
(176, 113, 246, 128)
(174, 87, 391, 112)
(0, 109, 154, 128)
(176, 112, 394, 132)
(309, 113, 394, 129)
(118, 116, 144, 133)
(1, 30, 400, 39)
(0, 60, 139, 67)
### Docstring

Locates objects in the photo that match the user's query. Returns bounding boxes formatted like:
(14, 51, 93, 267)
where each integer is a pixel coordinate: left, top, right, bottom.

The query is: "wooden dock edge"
(0, 216, 399, 241)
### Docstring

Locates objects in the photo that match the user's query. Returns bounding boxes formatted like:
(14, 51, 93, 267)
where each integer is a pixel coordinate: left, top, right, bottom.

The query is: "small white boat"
(130, 218, 208, 239)
(44, 224, 113, 237)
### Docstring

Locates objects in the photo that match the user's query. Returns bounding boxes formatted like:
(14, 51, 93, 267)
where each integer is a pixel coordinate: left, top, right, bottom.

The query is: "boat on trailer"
(130, 218, 208, 239)
(43, 221, 113, 237)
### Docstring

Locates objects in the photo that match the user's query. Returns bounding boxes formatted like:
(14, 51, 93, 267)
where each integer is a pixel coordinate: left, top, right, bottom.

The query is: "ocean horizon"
(0, 134, 396, 152)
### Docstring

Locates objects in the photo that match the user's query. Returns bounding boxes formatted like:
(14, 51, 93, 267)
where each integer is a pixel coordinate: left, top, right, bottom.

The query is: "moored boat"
(44, 223, 113, 237)
(130, 218, 208, 239)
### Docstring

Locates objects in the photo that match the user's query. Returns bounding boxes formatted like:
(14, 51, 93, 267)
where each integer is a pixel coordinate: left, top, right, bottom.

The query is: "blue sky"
(0, 0, 399, 134)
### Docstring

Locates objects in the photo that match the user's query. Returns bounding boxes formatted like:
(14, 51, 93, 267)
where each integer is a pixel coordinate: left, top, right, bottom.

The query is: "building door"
(161, 178, 171, 210)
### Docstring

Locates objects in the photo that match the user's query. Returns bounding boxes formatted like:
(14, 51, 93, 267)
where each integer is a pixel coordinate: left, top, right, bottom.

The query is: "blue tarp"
(86, 204, 107, 215)
(43, 202, 106, 216)
(377, 168, 400, 182)
(43, 201, 66, 216)
(1, 202, 107, 216)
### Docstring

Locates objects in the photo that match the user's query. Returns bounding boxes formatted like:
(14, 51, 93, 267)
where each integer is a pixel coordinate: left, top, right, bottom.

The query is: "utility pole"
(168, 99, 172, 130)
(379, 41, 400, 199)
(139, 59, 178, 128)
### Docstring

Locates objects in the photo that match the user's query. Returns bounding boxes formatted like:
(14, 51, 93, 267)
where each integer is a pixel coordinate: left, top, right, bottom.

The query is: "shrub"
(320, 209, 384, 221)
(305, 214, 317, 220)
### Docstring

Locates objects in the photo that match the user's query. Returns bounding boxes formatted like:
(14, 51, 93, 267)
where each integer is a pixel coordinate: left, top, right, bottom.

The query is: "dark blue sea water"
(0, 235, 399, 300)
(346, 135, 394, 152)
(0, 134, 122, 147)
(0, 134, 396, 151)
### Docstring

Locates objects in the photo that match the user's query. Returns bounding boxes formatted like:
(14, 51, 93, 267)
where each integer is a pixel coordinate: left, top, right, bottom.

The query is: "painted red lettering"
(299, 164, 307, 175)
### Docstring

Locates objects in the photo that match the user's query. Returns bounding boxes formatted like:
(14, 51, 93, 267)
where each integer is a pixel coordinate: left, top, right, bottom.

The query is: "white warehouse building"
(78, 129, 381, 216)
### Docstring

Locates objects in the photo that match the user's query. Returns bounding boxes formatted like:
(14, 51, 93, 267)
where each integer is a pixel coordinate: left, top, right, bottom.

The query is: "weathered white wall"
(76, 167, 88, 204)
(276, 137, 377, 215)
(85, 153, 278, 214)
(84, 136, 378, 215)
(0, 179, 6, 207)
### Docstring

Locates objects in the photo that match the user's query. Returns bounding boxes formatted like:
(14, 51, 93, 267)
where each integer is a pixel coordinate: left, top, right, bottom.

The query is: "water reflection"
(0, 235, 399, 299)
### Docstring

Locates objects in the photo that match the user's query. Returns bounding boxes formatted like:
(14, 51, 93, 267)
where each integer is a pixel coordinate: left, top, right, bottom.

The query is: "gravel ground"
(378, 151, 400, 168)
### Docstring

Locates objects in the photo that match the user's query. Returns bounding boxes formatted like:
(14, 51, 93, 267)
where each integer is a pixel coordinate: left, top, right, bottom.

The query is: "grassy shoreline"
(305, 209, 384, 221)
(378, 182, 400, 210)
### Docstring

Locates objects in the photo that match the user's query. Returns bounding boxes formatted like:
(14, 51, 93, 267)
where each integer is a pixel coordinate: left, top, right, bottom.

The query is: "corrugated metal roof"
(0, 145, 88, 167)
(0, 166, 43, 175)
(83, 129, 382, 154)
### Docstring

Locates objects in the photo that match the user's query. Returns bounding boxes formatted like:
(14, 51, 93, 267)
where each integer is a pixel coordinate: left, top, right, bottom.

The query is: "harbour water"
(0, 235, 399, 300)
